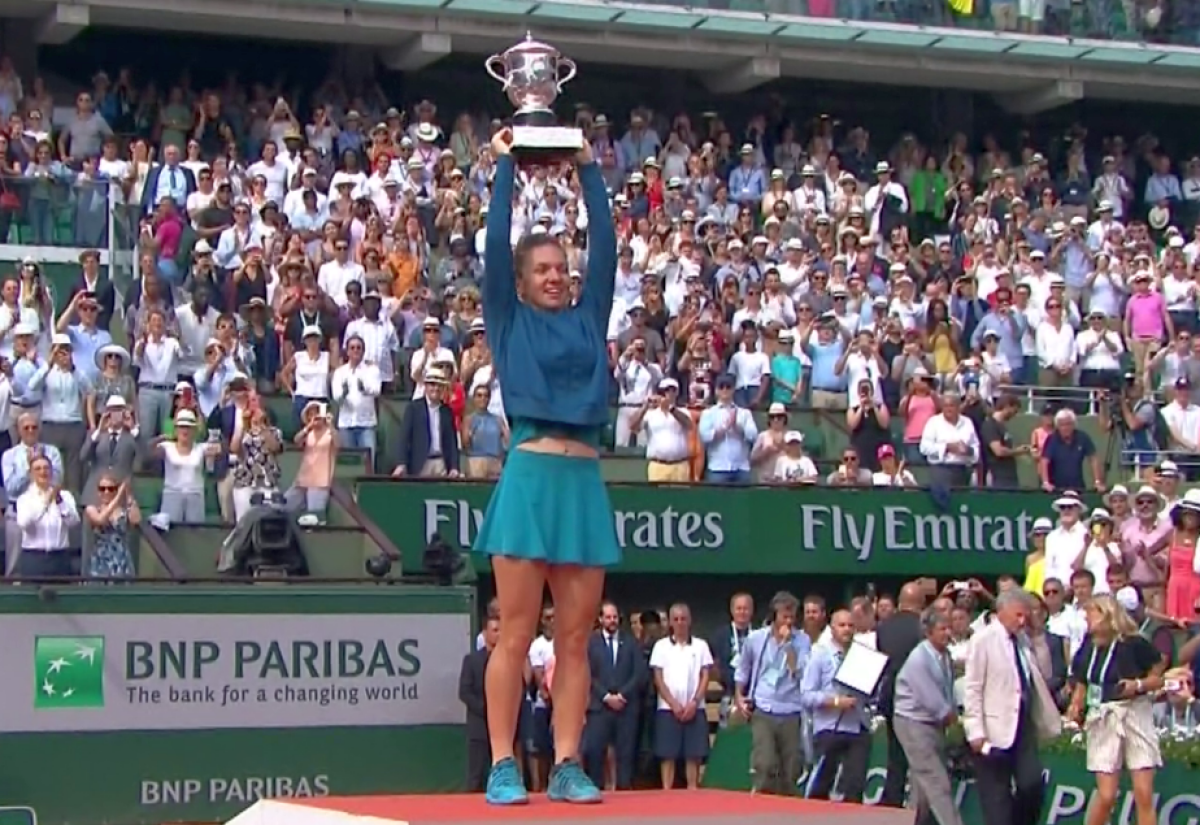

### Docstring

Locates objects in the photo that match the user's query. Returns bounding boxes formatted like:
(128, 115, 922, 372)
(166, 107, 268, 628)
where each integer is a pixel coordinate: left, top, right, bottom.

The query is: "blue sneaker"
(547, 759, 602, 804)
(485, 757, 529, 805)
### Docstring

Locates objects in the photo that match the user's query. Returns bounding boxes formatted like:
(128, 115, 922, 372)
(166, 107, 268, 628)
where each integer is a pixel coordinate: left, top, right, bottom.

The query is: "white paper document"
(834, 641, 889, 696)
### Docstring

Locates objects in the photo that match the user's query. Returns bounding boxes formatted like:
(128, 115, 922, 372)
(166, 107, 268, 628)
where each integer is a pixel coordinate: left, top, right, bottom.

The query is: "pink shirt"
(155, 215, 183, 259)
(1120, 516, 1171, 585)
(296, 428, 335, 489)
(1125, 292, 1165, 340)
(903, 393, 937, 442)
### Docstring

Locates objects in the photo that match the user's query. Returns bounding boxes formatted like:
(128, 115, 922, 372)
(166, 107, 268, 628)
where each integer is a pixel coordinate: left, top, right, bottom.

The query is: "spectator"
(697, 375, 756, 483)
(155, 409, 219, 524)
(229, 398, 283, 521)
(393, 366, 459, 478)
(285, 401, 337, 519)
(83, 474, 140, 578)
(14, 453, 79, 578)
(649, 603, 712, 791)
(630, 379, 692, 483)
(1164, 491, 1200, 621)
(32, 334, 90, 492)
(1023, 516, 1055, 593)
(1040, 408, 1103, 491)
(873, 443, 916, 486)
(330, 334, 382, 467)
(771, 430, 819, 484)
(1043, 492, 1088, 588)
(919, 391, 980, 486)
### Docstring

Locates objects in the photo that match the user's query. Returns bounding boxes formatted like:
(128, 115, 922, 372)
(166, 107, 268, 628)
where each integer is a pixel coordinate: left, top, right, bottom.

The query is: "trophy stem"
(512, 109, 558, 129)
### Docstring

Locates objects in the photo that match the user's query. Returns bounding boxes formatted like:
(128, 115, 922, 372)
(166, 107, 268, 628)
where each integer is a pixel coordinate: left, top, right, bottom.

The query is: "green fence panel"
(357, 480, 1081, 577)
(0, 586, 472, 825)
(702, 725, 1200, 825)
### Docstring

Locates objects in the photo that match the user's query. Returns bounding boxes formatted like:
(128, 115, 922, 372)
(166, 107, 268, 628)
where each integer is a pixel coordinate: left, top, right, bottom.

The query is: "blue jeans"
(706, 469, 751, 484)
(339, 426, 377, 471)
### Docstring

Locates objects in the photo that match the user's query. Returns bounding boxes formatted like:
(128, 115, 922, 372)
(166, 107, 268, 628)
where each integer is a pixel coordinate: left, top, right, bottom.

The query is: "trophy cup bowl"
(486, 33, 583, 163)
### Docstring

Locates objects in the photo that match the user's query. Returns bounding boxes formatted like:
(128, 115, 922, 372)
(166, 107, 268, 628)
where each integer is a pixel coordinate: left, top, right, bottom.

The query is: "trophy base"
(511, 121, 584, 165)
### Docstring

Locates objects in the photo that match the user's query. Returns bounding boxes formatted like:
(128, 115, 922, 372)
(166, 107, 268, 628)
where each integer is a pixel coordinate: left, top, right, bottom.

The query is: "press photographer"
(1097, 373, 1161, 473)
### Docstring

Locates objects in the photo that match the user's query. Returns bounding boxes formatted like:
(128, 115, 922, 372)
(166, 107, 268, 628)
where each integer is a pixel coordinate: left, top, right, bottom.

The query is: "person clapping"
(14, 454, 79, 578)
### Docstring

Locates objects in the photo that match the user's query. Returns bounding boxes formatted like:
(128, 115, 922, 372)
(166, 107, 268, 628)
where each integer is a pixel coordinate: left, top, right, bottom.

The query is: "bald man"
(800, 609, 872, 803)
(1, 413, 64, 575)
(876, 582, 927, 810)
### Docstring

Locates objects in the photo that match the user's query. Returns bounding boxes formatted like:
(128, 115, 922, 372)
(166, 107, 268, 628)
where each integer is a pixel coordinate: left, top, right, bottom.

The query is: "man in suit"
(709, 591, 754, 723)
(81, 395, 140, 504)
(459, 616, 499, 792)
(875, 582, 927, 810)
(67, 249, 117, 332)
(963, 589, 1062, 825)
(140, 144, 197, 217)
(393, 367, 459, 477)
(583, 600, 647, 790)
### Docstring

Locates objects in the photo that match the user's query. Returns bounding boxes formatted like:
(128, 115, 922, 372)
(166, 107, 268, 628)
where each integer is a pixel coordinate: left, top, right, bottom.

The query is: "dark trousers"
(583, 706, 638, 789)
(807, 729, 871, 802)
(466, 737, 492, 793)
(880, 714, 909, 807)
(972, 716, 1044, 825)
(12, 550, 75, 578)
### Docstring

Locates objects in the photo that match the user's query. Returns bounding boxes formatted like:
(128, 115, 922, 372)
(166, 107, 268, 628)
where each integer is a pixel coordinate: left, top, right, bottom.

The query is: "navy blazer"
(140, 164, 197, 216)
(397, 399, 459, 475)
(587, 630, 646, 713)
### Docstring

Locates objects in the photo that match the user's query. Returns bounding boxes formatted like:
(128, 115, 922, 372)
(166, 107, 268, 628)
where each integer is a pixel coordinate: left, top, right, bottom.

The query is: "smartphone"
(1165, 679, 1182, 693)
(952, 581, 970, 591)
(317, 402, 329, 420)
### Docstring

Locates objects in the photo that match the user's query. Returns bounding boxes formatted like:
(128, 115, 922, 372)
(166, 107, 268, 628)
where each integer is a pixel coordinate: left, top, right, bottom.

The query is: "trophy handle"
(485, 55, 509, 88)
(556, 57, 577, 92)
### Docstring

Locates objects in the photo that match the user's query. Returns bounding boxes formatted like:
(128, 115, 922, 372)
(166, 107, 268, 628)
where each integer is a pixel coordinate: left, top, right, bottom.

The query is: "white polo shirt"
(528, 635, 554, 710)
(643, 407, 690, 463)
(649, 636, 713, 710)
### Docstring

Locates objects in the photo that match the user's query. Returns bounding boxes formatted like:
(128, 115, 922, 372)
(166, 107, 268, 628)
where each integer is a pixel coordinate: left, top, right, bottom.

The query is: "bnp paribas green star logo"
(33, 636, 105, 710)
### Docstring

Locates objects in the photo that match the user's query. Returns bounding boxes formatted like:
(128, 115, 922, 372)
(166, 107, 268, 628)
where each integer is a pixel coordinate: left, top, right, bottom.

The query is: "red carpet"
(234, 790, 913, 825)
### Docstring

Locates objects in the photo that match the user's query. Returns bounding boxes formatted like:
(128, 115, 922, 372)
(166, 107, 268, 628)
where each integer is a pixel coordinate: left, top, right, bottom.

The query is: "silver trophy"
(485, 33, 583, 160)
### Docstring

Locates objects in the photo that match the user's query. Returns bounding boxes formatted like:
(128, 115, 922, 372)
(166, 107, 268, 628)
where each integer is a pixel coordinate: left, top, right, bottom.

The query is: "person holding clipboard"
(732, 591, 811, 795)
(799, 609, 874, 802)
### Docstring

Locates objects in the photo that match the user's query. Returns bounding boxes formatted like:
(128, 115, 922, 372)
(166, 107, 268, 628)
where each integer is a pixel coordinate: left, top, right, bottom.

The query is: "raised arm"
(578, 154, 616, 325)
(482, 148, 518, 329)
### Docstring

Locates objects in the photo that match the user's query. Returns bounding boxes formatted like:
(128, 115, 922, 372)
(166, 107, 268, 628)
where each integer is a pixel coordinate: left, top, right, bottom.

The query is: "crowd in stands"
(0, 44, 1200, 569)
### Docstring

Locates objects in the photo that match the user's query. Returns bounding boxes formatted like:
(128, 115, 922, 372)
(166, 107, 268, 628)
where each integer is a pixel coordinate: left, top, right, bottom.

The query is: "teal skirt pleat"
(472, 449, 622, 568)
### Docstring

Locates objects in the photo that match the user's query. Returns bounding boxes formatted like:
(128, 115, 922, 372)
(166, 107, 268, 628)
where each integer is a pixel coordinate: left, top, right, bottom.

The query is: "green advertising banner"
(358, 480, 1062, 577)
(703, 727, 1200, 825)
(0, 587, 473, 825)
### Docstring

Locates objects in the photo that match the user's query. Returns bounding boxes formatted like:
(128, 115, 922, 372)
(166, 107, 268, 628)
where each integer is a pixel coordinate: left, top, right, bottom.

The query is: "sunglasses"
(1047, 304, 1062, 310)
(98, 485, 118, 492)
(843, 455, 858, 462)
(1043, 588, 1061, 596)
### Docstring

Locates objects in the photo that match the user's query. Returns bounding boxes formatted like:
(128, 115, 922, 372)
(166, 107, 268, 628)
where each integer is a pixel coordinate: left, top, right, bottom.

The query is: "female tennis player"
(474, 128, 618, 805)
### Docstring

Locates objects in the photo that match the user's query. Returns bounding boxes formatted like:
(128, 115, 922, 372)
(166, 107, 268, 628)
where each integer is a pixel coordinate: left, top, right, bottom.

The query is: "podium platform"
(226, 790, 914, 825)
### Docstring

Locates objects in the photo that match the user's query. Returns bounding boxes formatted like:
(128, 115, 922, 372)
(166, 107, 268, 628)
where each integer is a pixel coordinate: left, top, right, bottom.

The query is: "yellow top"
(1024, 555, 1045, 595)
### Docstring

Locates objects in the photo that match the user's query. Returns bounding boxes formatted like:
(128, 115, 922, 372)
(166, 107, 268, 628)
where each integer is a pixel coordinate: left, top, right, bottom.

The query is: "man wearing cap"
(394, 366, 459, 479)
(8, 324, 43, 432)
(697, 375, 757, 484)
(627, 380, 692, 483)
(1160, 377, 1200, 476)
(1121, 486, 1172, 611)
(31, 333, 91, 494)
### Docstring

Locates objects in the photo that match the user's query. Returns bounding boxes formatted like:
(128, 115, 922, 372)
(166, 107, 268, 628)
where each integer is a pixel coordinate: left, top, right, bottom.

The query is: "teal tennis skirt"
(473, 448, 622, 568)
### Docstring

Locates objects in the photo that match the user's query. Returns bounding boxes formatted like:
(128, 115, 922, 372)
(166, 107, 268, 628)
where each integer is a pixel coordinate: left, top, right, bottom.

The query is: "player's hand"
(491, 128, 513, 157)
(575, 139, 594, 166)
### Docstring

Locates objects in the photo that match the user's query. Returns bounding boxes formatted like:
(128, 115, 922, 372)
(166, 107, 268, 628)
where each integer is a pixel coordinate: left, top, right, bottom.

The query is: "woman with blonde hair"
(84, 473, 141, 578)
(285, 401, 338, 518)
(1066, 593, 1165, 825)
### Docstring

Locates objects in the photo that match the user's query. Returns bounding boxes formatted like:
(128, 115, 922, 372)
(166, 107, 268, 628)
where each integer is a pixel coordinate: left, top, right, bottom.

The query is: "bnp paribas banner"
(358, 480, 1076, 577)
(0, 587, 473, 825)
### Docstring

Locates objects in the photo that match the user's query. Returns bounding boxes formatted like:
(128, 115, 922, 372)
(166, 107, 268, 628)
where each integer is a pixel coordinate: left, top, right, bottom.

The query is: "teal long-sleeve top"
(483, 155, 616, 438)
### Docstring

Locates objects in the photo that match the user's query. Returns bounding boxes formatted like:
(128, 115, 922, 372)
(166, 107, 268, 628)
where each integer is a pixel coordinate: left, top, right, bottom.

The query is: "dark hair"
(1069, 568, 1096, 586)
(513, 233, 565, 279)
